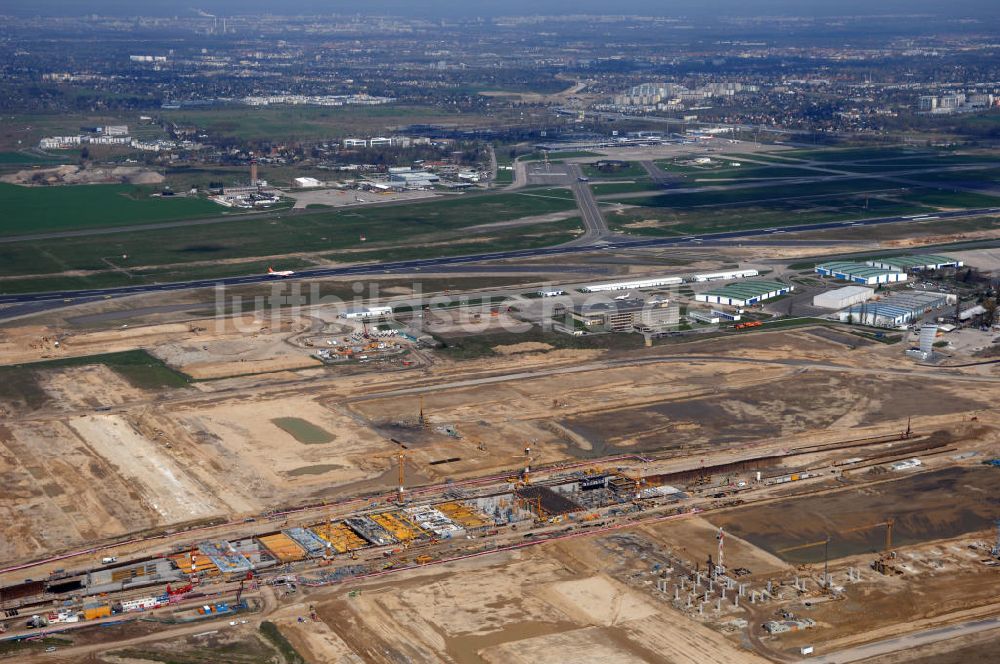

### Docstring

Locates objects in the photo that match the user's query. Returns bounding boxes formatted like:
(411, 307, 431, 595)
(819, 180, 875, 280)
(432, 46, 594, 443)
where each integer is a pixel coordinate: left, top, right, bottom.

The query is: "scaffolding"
(436, 501, 492, 529)
(310, 523, 368, 554)
(258, 533, 307, 562)
(371, 512, 424, 541)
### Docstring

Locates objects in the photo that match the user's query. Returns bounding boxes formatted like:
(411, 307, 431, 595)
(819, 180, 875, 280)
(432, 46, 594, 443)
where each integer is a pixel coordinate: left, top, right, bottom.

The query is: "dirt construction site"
(1, 277, 1000, 663)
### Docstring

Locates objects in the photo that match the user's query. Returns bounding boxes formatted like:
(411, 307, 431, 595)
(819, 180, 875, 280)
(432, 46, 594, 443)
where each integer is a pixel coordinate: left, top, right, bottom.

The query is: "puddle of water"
(272, 417, 334, 444)
(287, 464, 343, 477)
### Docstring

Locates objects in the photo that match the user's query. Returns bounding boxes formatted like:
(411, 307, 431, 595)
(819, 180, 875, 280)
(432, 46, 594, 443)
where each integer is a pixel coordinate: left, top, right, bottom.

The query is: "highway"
(2, 206, 998, 306)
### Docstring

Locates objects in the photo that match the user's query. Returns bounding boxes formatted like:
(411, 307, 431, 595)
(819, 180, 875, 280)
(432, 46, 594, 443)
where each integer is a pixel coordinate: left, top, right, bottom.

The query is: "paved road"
(565, 162, 615, 242)
(639, 159, 682, 188)
(2, 206, 998, 306)
(812, 615, 1000, 663)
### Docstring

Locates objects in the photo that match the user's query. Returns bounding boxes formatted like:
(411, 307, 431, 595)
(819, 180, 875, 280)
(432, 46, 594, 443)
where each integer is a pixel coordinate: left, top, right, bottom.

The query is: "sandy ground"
(69, 414, 223, 523)
(177, 396, 394, 493)
(0, 164, 164, 186)
(313, 544, 768, 664)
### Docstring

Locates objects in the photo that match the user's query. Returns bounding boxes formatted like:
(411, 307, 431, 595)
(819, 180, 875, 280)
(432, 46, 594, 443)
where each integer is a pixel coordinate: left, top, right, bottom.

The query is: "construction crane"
(716, 527, 726, 578)
(396, 450, 406, 503)
(778, 536, 832, 589)
(777, 518, 895, 588)
(521, 446, 532, 485)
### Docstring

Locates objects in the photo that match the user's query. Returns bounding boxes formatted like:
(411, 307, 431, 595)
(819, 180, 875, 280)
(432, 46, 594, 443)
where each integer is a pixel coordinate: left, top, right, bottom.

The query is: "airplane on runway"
(267, 267, 295, 277)
(614, 292, 632, 300)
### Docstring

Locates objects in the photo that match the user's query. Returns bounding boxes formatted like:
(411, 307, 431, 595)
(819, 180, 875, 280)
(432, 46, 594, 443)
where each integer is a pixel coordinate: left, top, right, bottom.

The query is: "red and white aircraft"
(267, 267, 295, 277)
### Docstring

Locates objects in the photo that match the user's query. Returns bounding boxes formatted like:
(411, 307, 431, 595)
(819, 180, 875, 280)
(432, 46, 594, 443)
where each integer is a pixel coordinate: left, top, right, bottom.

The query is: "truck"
(101, 556, 117, 564)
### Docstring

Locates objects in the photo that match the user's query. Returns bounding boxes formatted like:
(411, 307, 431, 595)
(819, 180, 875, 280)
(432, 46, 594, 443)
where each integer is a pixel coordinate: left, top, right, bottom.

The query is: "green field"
(606, 189, 935, 237)
(580, 161, 648, 179)
(0, 350, 190, 410)
(0, 151, 66, 165)
(524, 151, 600, 162)
(0, 201, 583, 293)
(0, 182, 226, 236)
(589, 181, 657, 195)
(612, 178, 909, 209)
(162, 105, 480, 142)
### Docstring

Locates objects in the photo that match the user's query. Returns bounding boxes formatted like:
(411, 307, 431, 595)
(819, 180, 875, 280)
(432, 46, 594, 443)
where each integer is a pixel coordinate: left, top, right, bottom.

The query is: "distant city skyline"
(6, 0, 1000, 18)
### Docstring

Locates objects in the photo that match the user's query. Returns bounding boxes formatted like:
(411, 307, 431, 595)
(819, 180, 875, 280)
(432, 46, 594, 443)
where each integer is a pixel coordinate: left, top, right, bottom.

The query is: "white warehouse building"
(339, 306, 393, 320)
(581, 276, 683, 292)
(690, 269, 759, 282)
(812, 285, 874, 310)
(695, 280, 792, 307)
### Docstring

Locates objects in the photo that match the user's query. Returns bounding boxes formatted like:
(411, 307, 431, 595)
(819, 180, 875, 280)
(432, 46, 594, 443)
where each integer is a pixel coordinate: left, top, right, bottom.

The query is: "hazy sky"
(5, 0, 1000, 17)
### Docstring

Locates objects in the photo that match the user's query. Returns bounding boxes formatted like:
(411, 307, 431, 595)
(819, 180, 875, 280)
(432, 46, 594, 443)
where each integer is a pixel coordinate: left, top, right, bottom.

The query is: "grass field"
(612, 178, 911, 209)
(606, 190, 935, 237)
(0, 182, 226, 236)
(0, 188, 577, 276)
(0, 350, 189, 409)
(589, 181, 657, 195)
(580, 161, 648, 179)
(524, 151, 600, 162)
(0, 210, 583, 294)
(0, 151, 66, 165)
(161, 105, 482, 142)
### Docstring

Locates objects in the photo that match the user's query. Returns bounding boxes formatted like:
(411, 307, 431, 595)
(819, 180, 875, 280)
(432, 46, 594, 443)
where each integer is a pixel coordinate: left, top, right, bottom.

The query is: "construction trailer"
(82, 601, 112, 621)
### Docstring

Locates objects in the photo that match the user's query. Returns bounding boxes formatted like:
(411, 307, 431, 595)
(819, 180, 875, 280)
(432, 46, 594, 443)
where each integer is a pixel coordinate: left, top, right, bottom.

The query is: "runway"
(1, 206, 997, 305)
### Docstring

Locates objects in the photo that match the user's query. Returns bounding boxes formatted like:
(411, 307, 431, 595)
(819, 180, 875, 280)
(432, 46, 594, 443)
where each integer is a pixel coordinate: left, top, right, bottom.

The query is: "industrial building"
(340, 306, 393, 320)
(865, 254, 964, 272)
(581, 276, 682, 292)
(293, 177, 322, 188)
(690, 269, 759, 282)
(815, 262, 907, 285)
(537, 288, 566, 297)
(812, 285, 874, 310)
(571, 299, 679, 332)
(695, 281, 792, 307)
(837, 291, 955, 327)
(388, 171, 440, 189)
